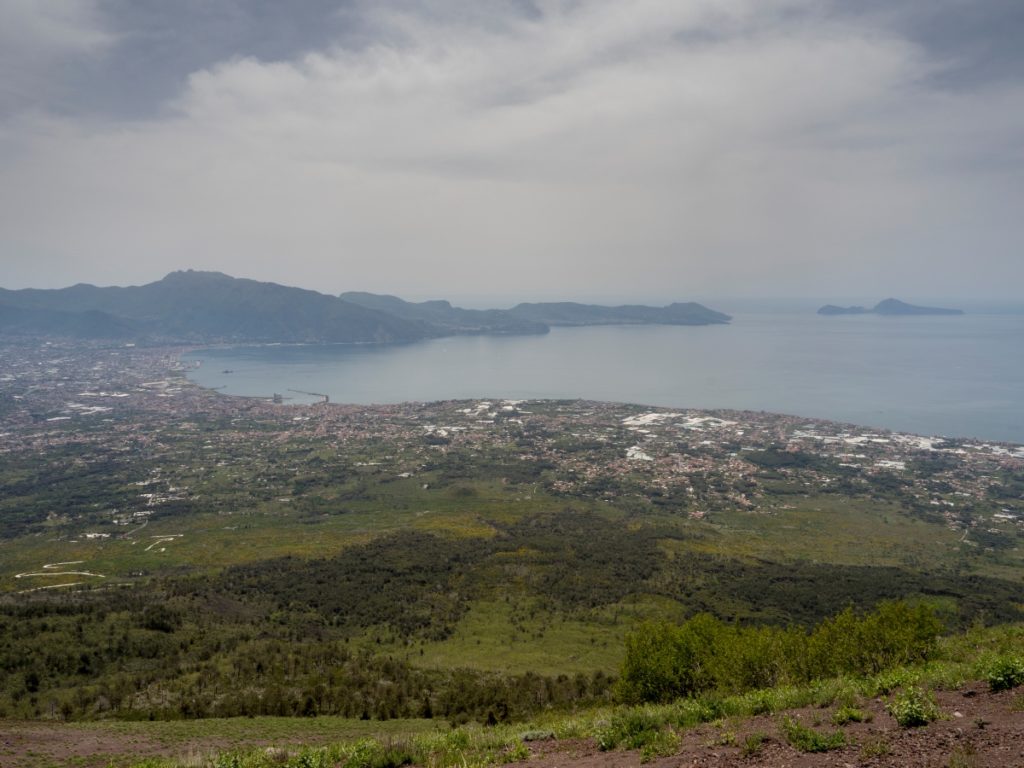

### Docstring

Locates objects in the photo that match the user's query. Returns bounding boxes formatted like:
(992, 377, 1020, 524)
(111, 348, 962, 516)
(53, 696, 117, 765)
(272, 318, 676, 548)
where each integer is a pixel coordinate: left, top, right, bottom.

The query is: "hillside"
(4, 627, 1022, 767)
(0, 271, 429, 343)
(340, 291, 549, 335)
(0, 304, 136, 339)
(0, 273, 731, 342)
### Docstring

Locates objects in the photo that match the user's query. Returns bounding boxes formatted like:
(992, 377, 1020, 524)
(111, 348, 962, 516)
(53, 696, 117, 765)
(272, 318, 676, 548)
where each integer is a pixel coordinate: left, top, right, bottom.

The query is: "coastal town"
(1, 341, 1021, 581)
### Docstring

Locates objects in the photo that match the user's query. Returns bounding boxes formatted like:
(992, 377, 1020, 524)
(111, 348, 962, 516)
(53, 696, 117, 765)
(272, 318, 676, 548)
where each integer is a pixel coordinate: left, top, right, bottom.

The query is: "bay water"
(185, 311, 1024, 443)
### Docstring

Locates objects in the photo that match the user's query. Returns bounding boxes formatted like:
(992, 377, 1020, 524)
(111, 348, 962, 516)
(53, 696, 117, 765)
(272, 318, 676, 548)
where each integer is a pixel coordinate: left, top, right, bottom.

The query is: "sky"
(0, 0, 1022, 302)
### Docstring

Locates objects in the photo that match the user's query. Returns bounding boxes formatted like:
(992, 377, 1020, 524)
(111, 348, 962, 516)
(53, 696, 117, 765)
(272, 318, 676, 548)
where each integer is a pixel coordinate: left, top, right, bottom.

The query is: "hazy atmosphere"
(4, 6, 1024, 765)
(1, 0, 1022, 300)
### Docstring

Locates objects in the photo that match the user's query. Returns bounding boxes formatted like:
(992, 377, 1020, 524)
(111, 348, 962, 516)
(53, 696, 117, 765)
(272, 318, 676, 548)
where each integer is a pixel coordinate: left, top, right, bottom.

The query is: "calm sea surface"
(185, 312, 1024, 444)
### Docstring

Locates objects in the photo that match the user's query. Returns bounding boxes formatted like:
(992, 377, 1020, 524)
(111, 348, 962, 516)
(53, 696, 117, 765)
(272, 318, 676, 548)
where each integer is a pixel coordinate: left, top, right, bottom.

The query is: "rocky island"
(818, 298, 964, 316)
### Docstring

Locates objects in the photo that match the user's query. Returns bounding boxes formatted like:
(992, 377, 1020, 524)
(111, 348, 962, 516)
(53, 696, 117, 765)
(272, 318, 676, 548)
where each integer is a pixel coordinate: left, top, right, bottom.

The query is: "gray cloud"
(0, 0, 1021, 300)
(840, 0, 1024, 90)
(0, 0, 113, 117)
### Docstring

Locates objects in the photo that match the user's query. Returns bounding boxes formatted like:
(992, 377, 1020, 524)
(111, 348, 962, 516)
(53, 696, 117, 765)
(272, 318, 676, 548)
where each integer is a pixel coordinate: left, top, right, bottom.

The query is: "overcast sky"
(0, 0, 1021, 302)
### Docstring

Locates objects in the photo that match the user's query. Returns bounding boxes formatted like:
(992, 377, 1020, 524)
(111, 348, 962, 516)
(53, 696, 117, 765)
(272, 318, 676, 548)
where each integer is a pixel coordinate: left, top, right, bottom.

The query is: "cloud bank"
(0, 0, 1021, 300)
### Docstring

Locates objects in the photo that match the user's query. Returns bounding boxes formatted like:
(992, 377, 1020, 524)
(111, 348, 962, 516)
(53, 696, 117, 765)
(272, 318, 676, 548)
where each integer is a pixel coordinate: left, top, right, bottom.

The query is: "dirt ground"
(0, 683, 1021, 768)
(0, 723, 229, 767)
(525, 683, 1024, 768)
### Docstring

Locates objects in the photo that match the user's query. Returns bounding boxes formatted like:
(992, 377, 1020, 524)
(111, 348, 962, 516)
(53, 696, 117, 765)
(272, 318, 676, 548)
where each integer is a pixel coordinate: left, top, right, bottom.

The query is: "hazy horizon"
(1, 1, 1022, 299)
(3, 268, 1024, 314)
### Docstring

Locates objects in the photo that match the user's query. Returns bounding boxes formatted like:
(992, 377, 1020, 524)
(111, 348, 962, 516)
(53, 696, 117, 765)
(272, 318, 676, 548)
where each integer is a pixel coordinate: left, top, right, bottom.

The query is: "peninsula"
(0, 271, 730, 343)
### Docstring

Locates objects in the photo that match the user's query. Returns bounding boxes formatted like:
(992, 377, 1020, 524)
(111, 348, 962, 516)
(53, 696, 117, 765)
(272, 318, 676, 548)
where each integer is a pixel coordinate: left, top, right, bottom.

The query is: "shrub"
(289, 749, 332, 768)
(947, 744, 979, 768)
(342, 739, 385, 768)
(831, 705, 872, 725)
(374, 739, 416, 768)
(740, 732, 767, 757)
(806, 602, 942, 679)
(213, 753, 245, 768)
(986, 657, 1024, 692)
(617, 615, 720, 703)
(638, 729, 680, 762)
(859, 737, 890, 758)
(667, 697, 721, 728)
(519, 730, 554, 742)
(504, 742, 530, 762)
(597, 709, 666, 751)
(872, 667, 916, 696)
(619, 602, 942, 704)
(886, 687, 939, 728)
(779, 716, 848, 752)
(707, 728, 736, 747)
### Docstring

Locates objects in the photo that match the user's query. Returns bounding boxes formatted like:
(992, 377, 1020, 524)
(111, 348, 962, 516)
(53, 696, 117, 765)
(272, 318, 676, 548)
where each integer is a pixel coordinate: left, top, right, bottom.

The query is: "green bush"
(518, 730, 554, 742)
(597, 709, 665, 751)
(289, 749, 332, 768)
(740, 732, 767, 757)
(779, 716, 847, 752)
(859, 737, 890, 758)
(638, 729, 680, 762)
(374, 739, 416, 768)
(871, 667, 916, 696)
(619, 601, 942, 704)
(666, 697, 721, 728)
(617, 615, 720, 703)
(886, 687, 939, 727)
(504, 742, 530, 762)
(831, 705, 872, 725)
(986, 657, 1024, 692)
(614, 710, 663, 749)
(341, 739, 385, 768)
(805, 602, 943, 678)
(213, 753, 245, 768)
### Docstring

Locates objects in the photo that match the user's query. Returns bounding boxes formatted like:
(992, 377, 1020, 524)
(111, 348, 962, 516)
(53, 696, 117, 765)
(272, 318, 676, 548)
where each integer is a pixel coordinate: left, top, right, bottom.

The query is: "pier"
(288, 389, 330, 404)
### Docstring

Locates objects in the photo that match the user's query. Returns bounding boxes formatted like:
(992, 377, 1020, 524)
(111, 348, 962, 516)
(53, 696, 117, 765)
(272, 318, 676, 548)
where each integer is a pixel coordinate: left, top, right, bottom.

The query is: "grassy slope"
(3, 471, 1020, 680)
(5, 621, 1016, 768)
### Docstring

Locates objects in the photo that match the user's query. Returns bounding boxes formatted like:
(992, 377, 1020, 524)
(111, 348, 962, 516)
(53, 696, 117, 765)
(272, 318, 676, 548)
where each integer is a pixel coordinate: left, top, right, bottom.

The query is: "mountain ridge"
(339, 291, 549, 335)
(0, 270, 428, 344)
(0, 271, 730, 342)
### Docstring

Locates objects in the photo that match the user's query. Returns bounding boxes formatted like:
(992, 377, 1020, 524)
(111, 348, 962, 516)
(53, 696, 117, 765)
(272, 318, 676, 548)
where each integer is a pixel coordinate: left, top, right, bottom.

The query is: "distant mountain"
(0, 272, 731, 342)
(0, 271, 429, 343)
(817, 304, 868, 316)
(507, 301, 731, 326)
(873, 298, 964, 316)
(340, 292, 548, 335)
(0, 304, 136, 339)
(818, 298, 963, 316)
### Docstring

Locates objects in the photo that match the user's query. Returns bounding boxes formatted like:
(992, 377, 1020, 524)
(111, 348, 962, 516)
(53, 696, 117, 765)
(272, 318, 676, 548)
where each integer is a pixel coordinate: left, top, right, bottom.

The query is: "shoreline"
(178, 345, 1024, 448)
(176, 359, 1024, 452)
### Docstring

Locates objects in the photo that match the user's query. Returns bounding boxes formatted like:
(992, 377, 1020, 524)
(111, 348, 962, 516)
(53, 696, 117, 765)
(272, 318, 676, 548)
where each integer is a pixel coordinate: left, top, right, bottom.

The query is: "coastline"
(178, 313, 1024, 445)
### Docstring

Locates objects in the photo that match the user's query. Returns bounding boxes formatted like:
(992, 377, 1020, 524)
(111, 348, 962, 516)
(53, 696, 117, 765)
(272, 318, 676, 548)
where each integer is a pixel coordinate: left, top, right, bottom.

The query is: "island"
(818, 298, 964, 316)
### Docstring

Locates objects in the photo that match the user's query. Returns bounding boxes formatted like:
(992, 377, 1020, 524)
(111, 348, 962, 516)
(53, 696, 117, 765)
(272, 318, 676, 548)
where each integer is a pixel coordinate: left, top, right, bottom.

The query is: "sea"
(184, 307, 1024, 444)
